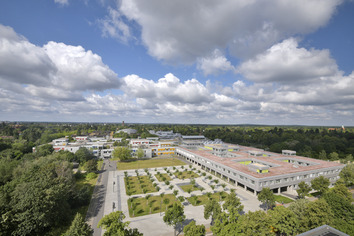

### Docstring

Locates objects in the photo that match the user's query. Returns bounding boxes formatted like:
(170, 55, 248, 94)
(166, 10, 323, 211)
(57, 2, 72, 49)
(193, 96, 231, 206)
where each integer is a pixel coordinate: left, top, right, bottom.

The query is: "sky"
(0, 0, 353, 126)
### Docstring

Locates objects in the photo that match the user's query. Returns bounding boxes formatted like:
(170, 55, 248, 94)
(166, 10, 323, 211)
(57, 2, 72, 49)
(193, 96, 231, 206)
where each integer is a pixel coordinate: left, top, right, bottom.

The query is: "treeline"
(203, 126, 354, 162)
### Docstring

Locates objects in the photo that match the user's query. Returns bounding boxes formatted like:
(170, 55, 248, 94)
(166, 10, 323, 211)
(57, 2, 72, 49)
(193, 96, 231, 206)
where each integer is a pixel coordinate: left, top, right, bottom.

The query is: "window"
(276, 179, 281, 183)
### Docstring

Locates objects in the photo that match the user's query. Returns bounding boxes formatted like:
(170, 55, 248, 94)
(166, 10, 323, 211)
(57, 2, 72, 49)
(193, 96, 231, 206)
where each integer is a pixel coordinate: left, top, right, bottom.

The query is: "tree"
(211, 206, 241, 235)
(269, 206, 299, 235)
(163, 203, 186, 236)
(323, 188, 354, 235)
(257, 187, 275, 211)
(318, 150, 327, 160)
(237, 210, 273, 236)
(288, 199, 310, 233)
(223, 191, 244, 212)
(163, 198, 170, 211)
(75, 147, 94, 163)
(311, 176, 330, 195)
(36, 144, 54, 157)
(64, 213, 93, 236)
(83, 159, 98, 173)
(98, 211, 142, 236)
(112, 147, 132, 161)
(301, 199, 333, 233)
(137, 148, 144, 158)
(339, 163, 354, 187)
(183, 220, 205, 236)
(204, 199, 222, 225)
(297, 181, 312, 199)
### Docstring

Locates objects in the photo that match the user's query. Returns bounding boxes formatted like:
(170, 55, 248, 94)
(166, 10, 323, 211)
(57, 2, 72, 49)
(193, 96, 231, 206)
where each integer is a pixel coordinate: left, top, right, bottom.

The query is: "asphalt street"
(86, 159, 117, 236)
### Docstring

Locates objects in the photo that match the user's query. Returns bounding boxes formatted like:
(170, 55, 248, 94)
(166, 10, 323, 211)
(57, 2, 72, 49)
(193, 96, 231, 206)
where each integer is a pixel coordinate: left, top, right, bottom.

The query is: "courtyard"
(102, 158, 290, 236)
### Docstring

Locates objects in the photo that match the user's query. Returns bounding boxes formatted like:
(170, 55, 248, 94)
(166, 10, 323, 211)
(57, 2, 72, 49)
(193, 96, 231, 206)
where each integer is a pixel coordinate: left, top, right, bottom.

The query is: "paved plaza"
(100, 163, 263, 236)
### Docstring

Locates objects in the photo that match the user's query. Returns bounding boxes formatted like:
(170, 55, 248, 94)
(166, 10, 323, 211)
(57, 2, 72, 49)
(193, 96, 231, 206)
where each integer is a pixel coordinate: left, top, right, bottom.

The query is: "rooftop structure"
(176, 144, 345, 195)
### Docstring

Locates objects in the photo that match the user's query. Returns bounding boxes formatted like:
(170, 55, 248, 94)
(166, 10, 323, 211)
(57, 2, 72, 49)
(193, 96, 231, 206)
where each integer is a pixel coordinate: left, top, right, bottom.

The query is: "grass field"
(125, 175, 158, 195)
(117, 158, 186, 170)
(274, 195, 294, 204)
(128, 194, 179, 217)
(174, 170, 199, 179)
(180, 184, 203, 193)
(187, 191, 229, 206)
(155, 173, 172, 182)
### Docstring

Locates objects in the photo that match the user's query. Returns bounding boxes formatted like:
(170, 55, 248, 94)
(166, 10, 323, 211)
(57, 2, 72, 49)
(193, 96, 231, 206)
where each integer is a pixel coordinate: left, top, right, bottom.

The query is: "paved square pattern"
(103, 164, 263, 236)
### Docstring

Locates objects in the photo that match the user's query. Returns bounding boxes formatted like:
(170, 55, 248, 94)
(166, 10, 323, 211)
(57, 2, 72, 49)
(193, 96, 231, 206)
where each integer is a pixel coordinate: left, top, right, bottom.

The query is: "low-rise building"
(176, 142, 345, 195)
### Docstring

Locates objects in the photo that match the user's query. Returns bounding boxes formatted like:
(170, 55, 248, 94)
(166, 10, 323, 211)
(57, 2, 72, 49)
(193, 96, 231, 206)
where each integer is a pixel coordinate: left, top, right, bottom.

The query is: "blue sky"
(0, 0, 353, 125)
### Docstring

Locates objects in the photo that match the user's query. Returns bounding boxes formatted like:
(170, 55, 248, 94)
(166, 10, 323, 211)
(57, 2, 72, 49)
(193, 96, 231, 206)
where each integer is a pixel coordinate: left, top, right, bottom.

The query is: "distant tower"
(342, 125, 345, 131)
(122, 121, 125, 127)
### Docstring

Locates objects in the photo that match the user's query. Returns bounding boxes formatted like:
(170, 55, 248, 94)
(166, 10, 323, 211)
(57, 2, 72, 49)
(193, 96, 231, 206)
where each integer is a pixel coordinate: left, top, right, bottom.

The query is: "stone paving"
(102, 164, 263, 236)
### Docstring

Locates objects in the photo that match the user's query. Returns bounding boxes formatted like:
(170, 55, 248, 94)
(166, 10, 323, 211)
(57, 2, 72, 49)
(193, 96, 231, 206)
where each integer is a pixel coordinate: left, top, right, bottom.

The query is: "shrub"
(85, 172, 97, 181)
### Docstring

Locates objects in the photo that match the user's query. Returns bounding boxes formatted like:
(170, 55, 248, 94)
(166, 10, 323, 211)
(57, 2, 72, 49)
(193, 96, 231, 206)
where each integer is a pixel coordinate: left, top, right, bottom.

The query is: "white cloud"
(237, 38, 338, 83)
(197, 49, 235, 76)
(113, 0, 341, 64)
(0, 24, 121, 102)
(98, 6, 132, 43)
(54, 0, 69, 6)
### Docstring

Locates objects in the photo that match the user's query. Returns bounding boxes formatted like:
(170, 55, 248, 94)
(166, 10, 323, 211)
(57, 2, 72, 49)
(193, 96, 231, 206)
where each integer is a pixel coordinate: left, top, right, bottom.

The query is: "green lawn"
(187, 192, 229, 206)
(155, 173, 172, 182)
(180, 184, 203, 193)
(174, 170, 199, 179)
(274, 195, 294, 204)
(117, 158, 186, 170)
(125, 175, 158, 195)
(127, 194, 180, 217)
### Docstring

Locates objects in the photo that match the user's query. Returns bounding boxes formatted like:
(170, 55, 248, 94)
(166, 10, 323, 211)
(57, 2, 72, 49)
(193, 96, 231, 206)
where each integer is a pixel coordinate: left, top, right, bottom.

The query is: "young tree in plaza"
(222, 191, 244, 212)
(204, 199, 222, 225)
(98, 211, 142, 236)
(163, 203, 186, 236)
(257, 187, 275, 211)
(183, 220, 205, 236)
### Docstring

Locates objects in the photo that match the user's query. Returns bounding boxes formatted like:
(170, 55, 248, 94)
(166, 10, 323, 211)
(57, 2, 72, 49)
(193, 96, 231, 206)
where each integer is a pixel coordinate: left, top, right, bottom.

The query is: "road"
(86, 159, 117, 236)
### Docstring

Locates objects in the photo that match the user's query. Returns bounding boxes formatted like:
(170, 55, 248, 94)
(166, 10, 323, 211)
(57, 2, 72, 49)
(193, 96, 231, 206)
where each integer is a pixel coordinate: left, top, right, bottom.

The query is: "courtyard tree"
(112, 147, 132, 161)
(163, 198, 170, 211)
(163, 203, 186, 236)
(64, 213, 93, 236)
(311, 176, 330, 195)
(98, 211, 142, 236)
(211, 207, 241, 235)
(183, 220, 205, 236)
(204, 199, 222, 225)
(223, 191, 243, 212)
(257, 187, 275, 211)
(297, 181, 312, 199)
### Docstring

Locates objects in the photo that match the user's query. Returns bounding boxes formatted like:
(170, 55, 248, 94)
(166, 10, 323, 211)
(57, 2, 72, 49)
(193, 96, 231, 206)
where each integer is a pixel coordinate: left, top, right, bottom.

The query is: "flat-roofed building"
(176, 143, 345, 196)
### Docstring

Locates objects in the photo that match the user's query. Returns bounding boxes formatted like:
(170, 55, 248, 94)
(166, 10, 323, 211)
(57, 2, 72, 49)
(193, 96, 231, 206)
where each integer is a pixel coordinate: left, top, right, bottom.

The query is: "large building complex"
(176, 143, 345, 195)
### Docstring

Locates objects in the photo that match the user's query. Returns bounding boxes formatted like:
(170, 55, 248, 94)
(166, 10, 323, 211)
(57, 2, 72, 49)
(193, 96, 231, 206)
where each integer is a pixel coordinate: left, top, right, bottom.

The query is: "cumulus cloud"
(197, 49, 235, 76)
(111, 0, 342, 65)
(237, 38, 338, 83)
(0, 24, 121, 102)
